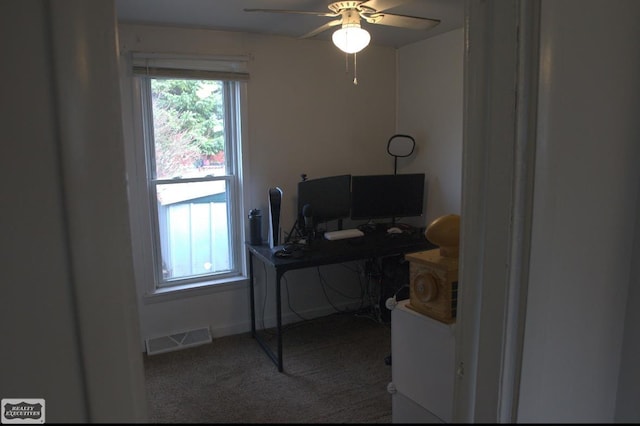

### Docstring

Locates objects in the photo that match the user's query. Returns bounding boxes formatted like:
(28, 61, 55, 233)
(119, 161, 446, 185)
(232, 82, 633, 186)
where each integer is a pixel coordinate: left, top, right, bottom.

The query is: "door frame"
(454, 0, 540, 422)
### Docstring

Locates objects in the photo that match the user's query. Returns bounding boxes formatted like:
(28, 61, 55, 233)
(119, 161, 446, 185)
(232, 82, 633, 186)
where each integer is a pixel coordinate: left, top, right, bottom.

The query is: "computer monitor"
(297, 174, 352, 229)
(350, 173, 425, 221)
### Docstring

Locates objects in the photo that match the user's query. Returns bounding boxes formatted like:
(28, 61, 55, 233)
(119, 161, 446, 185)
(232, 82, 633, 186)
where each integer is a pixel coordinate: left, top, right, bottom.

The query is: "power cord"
(257, 257, 387, 336)
(316, 265, 367, 314)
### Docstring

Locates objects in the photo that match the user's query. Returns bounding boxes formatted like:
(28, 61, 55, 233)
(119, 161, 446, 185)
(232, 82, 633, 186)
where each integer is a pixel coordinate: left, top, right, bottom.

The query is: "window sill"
(143, 275, 248, 304)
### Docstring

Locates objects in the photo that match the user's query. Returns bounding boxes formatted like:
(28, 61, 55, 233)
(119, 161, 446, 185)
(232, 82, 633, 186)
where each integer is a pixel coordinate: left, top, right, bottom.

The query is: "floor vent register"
(145, 327, 212, 355)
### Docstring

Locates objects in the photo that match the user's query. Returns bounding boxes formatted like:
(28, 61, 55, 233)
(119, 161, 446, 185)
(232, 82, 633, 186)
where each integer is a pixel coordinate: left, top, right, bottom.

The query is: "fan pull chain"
(343, 52, 359, 85)
(353, 52, 358, 85)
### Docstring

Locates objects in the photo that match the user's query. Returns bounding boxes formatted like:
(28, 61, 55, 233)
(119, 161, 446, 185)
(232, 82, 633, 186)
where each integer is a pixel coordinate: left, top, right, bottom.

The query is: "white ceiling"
(115, 0, 465, 48)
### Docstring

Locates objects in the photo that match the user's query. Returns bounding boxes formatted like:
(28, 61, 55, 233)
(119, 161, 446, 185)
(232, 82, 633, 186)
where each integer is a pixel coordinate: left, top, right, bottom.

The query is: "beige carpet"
(143, 312, 393, 423)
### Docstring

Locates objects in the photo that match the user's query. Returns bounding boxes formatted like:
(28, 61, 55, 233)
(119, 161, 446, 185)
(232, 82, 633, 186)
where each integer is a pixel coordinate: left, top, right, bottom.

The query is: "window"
(132, 56, 248, 291)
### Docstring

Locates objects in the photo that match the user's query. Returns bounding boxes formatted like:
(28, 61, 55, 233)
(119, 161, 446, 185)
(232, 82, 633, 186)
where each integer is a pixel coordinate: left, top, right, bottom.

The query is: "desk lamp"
(387, 134, 416, 175)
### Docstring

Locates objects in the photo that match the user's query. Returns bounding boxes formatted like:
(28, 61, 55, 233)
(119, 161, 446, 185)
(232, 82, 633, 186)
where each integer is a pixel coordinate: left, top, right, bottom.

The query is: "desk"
(247, 231, 435, 372)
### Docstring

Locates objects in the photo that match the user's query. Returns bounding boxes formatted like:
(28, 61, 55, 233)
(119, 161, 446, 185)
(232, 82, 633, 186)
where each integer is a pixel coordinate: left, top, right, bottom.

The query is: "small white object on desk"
(324, 228, 364, 240)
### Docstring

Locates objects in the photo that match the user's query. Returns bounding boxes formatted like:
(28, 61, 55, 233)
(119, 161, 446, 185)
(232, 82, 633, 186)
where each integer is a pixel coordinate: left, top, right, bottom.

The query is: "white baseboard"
(140, 300, 369, 352)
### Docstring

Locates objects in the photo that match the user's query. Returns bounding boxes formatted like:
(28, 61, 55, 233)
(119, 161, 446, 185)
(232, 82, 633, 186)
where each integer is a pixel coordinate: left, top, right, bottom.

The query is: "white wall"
(118, 24, 400, 343)
(1, 0, 147, 422)
(518, 0, 640, 422)
(397, 28, 464, 227)
(2, 2, 87, 420)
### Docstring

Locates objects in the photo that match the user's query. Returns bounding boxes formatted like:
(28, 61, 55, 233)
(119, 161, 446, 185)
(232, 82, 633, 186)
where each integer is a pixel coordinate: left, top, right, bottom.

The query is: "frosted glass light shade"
(332, 24, 371, 54)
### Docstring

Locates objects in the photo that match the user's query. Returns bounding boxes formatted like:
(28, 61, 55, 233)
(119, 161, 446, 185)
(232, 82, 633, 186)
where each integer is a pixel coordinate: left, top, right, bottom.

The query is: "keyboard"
(324, 228, 365, 241)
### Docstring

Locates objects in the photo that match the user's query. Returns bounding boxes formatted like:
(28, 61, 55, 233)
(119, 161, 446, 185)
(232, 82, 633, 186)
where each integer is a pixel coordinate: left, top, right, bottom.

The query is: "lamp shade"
(332, 23, 371, 54)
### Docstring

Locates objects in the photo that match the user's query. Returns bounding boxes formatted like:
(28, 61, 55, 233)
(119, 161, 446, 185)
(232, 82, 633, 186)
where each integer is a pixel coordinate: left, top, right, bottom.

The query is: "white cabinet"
(389, 299, 455, 423)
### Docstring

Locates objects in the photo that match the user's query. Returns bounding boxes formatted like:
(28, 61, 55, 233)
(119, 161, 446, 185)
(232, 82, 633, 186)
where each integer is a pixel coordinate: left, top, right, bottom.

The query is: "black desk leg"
(248, 251, 285, 372)
(276, 270, 284, 372)
(249, 250, 256, 337)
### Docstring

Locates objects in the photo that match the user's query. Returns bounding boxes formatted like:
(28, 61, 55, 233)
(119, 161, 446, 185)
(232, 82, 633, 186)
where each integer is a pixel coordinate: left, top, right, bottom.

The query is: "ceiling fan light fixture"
(332, 23, 371, 54)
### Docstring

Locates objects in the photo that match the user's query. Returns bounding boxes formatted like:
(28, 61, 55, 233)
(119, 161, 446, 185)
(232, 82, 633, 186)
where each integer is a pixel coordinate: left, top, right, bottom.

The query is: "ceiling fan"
(244, 0, 441, 54)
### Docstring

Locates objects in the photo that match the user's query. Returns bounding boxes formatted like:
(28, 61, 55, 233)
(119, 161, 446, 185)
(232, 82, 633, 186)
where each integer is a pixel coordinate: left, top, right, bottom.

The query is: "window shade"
(132, 53, 250, 81)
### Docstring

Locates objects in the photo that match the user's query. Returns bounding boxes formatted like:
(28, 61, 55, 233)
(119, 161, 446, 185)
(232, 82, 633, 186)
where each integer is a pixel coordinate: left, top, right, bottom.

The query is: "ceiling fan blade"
(243, 8, 338, 18)
(365, 12, 440, 30)
(299, 19, 343, 39)
(359, 0, 410, 12)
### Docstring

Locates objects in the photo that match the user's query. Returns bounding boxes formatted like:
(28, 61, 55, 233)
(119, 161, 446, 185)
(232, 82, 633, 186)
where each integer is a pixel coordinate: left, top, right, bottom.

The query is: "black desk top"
(247, 230, 436, 272)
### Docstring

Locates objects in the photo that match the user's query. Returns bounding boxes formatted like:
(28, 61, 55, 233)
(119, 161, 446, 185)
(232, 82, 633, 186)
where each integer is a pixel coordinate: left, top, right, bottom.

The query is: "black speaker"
(268, 187, 283, 248)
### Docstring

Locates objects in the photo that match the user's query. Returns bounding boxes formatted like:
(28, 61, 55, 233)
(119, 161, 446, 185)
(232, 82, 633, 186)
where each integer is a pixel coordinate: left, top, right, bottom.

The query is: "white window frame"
(128, 54, 249, 298)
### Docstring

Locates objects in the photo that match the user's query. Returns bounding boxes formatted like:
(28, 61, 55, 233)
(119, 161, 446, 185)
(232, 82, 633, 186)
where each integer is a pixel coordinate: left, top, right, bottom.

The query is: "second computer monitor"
(350, 173, 425, 221)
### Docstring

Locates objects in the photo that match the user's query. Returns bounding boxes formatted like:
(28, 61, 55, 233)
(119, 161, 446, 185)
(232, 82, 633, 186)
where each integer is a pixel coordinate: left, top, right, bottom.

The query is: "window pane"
(156, 180, 231, 283)
(140, 75, 243, 290)
(150, 79, 227, 179)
